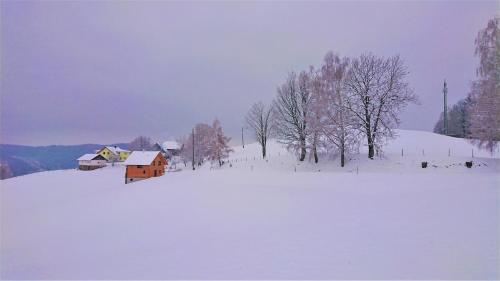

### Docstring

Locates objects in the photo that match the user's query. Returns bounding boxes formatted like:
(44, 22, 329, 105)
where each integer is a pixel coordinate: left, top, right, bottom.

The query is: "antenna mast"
(443, 79, 448, 135)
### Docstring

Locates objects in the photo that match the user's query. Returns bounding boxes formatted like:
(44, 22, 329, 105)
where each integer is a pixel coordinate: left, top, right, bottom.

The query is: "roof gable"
(152, 143, 164, 152)
(94, 154, 107, 160)
(98, 146, 130, 155)
(105, 146, 130, 154)
(97, 147, 115, 155)
(77, 154, 105, 161)
(124, 151, 163, 165)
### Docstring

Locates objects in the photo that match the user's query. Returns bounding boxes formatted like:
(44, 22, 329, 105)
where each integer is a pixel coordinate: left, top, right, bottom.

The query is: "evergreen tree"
(433, 98, 472, 138)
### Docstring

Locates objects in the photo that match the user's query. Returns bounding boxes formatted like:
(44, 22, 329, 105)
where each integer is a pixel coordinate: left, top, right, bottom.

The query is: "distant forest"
(433, 97, 472, 138)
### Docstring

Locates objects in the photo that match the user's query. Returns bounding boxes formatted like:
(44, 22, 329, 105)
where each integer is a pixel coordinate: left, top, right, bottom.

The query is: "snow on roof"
(124, 151, 162, 165)
(77, 154, 100, 161)
(162, 141, 180, 150)
(105, 146, 130, 154)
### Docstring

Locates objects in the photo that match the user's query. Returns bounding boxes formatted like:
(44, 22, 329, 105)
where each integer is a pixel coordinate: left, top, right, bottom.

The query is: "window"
(137, 165, 143, 168)
(143, 170, 146, 174)
(158, 161, 162, 165)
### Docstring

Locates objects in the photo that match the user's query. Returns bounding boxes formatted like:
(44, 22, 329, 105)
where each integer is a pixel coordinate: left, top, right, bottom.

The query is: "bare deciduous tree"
(180, 120, 233, 167)
(129, 136, 154, 151)
(468, 17, 500, 153)
(273, 71, 311, 161)
(187, 123, 212, 165)
(306, 71, 322, 163)
(344, 53, 417, 159)
(245, 102, 273, 158)
(176, 135, 189, 167)
(207, 119, 233, 166)
(319, 52, 359, 167)
(265, 51, 417, 163)
(0, 162, 13, 179)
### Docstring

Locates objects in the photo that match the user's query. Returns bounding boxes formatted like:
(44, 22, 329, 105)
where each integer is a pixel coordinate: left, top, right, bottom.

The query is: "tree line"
(128, 119, 233, 169)
(178, 119, 233, 168)
(433, 97, 472, 138)
(433, 17, 499, 152)
(129, 17, 497, 169)
(247, 52, 418, 167)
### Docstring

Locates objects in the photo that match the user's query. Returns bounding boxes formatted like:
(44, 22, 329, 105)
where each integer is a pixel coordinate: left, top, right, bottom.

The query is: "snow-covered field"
(1, 130, 499, 279)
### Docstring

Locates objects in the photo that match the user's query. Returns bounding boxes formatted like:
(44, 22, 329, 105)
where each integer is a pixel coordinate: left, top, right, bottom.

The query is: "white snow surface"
(123, 151, 162, 165)
(1, 130, 499, 279)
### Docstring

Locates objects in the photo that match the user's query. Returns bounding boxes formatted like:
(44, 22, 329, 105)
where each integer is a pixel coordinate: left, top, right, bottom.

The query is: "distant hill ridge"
(0, 143, 128, 179)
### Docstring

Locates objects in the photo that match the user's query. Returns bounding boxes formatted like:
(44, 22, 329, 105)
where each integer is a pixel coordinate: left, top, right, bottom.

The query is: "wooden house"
(77, 154, 107, 170)
(97, 146, 131, 162)
(124, 151, 167, 184)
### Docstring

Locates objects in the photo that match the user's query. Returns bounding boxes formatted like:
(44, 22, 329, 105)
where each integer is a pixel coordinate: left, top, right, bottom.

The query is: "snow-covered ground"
(1, 130, 499, 279)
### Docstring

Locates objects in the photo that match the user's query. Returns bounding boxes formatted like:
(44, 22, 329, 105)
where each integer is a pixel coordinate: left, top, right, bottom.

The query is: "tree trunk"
(365, 103, 374, 159)
(261, 137, 266, 159)
(299, 137, 306, 161)
(340, 142, 345, 167)
(367, 135, 375, 159)
(313, 143, 318, 163)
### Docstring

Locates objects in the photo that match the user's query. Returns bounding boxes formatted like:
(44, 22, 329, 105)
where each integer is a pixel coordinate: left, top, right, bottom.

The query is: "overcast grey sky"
(1, 1, 497, 145)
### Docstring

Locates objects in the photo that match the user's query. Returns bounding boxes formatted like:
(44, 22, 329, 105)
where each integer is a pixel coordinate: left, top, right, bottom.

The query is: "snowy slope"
(217, 129, 499, 174)
(1, 130, 499, 279)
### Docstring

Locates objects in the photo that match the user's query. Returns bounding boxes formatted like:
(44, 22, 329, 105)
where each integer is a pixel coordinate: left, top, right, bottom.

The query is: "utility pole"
(242, 127, 245, 148)
(192, 128, 195, 170)
(443, 79, 448, 135)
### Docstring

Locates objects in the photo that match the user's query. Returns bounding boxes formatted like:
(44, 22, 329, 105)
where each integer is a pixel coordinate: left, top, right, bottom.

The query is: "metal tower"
(443, 79, 448, 135)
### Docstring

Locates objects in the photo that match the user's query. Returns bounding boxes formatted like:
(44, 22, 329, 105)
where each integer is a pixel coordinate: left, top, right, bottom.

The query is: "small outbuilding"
(152, 142, 167, 157)
(77, 154, 107, 170)
(124, 151, 167, 184)
(162, 141, 182, 158)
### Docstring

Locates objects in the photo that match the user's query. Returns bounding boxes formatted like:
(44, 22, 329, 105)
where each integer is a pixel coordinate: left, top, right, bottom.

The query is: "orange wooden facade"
(125, 153, 167, 180)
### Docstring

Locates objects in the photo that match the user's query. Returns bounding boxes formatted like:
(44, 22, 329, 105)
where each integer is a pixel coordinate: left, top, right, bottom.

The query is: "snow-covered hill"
(1, 130, 499, 279)
(203, 129, 499, 174)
